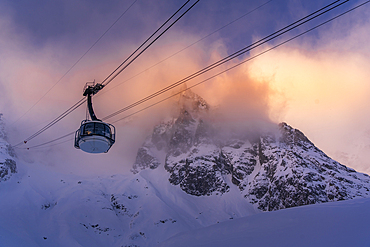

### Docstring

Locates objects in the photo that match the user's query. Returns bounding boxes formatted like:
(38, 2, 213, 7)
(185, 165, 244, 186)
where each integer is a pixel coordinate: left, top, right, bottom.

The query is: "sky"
(0, 0, 369, 175)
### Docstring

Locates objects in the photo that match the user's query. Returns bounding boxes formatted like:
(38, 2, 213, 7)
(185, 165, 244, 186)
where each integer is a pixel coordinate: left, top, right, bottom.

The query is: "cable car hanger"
(74, 81, 116, 154)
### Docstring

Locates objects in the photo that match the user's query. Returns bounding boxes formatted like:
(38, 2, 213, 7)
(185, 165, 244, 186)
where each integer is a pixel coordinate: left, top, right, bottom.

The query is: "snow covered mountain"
(1, 88, 370, 246)
(0, 113, 256, 246)
(132, 88, 370, 211)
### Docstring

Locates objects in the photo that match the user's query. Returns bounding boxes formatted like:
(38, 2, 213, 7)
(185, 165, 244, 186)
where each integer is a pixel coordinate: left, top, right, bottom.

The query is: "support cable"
(101, 0, 191, 86)
(101, 0, 200, 88)
(18, 0, 368, 150)
(13, 0, 197, 147)
(96, 0, 275, 97)
(13, 98, 86, 147)
(101, 0, 348, 121)
(24, 132, 75, 150)
(111, 0, 370, 123)
(23, 0, 370, 150)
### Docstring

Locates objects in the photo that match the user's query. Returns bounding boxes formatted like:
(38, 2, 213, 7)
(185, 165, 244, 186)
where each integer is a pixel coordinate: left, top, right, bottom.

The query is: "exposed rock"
(0, 114, 17, 182)
(131, 147, 161, 174)
(0, 159, 17, 181)
(165, 143, 231, 196)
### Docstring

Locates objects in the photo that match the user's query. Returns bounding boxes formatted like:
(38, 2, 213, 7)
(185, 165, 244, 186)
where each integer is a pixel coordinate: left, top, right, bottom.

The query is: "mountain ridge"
(132, 88, 370, 211)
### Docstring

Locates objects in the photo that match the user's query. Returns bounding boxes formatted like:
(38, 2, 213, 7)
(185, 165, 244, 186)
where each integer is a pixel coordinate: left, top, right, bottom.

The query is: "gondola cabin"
(74, 120, 115, 153)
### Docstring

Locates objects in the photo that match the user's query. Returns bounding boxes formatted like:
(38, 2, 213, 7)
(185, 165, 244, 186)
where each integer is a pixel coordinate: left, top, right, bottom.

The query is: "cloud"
(189, 64, 277, 139)
(246, 9, 370, 173)
(0, 13, 223, 175)
(2, 0, 370, 176)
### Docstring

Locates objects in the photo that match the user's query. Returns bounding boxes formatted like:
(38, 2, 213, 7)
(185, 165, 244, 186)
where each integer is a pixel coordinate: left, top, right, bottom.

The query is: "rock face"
(132, 89, 370, 211)
(0, 114, 17, 182)
(242, 123, 370, 211)
(0, 159, 17, 181)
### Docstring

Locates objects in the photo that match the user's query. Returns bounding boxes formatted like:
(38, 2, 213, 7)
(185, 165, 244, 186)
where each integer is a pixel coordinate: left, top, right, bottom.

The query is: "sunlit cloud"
(247, 13, 370, 173)
(1, 0, 370, 176)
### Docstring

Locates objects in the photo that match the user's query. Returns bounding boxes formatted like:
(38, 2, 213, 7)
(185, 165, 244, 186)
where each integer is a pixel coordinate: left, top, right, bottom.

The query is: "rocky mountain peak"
(132, 91, 370, 211)
(279, 122, 311, 147)
(175, 84, 209, 114)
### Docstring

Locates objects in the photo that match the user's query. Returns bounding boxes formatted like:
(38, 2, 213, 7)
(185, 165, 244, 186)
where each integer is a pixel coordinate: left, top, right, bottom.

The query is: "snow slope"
(0, 161, 257, 247)
(158, 197, 370, 247)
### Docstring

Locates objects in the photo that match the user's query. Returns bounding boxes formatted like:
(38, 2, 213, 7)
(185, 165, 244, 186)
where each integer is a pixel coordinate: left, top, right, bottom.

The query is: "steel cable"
(101, 0, 348, 121)
(20, 0, 369, 150)
(101, 0, 200, 88)
(13, 0, 198, 147)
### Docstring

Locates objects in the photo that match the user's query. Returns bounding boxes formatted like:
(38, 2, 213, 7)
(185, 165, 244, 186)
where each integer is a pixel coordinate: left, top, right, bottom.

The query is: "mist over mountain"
(133, 88, 370, 211)
(0, 89, 370, 246)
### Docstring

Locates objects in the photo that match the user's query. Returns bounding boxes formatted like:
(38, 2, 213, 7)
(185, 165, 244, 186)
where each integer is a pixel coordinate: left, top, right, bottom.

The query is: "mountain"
(132, 88, 370, 211)
(1, 88, 370, 246)
(0, 113, 17, 182)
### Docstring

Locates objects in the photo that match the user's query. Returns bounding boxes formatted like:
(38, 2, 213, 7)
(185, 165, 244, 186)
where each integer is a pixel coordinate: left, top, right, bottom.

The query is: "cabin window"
(104, 125, 111, 138)
(95, 123, 105, 136)
(83, 122, 95, 135)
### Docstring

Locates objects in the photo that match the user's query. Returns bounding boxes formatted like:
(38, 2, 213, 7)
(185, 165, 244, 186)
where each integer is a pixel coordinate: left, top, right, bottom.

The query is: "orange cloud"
(246, 17, 370, 173)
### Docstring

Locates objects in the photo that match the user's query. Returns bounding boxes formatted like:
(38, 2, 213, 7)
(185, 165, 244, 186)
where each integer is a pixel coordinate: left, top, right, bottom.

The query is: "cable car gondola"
(74, 82, 115, 153)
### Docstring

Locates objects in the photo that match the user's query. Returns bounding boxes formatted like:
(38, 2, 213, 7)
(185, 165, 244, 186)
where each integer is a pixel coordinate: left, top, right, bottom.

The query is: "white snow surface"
(0, 159, 258, 247)
(2, 153, 370, 247)
(158, 197, 370, 247)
